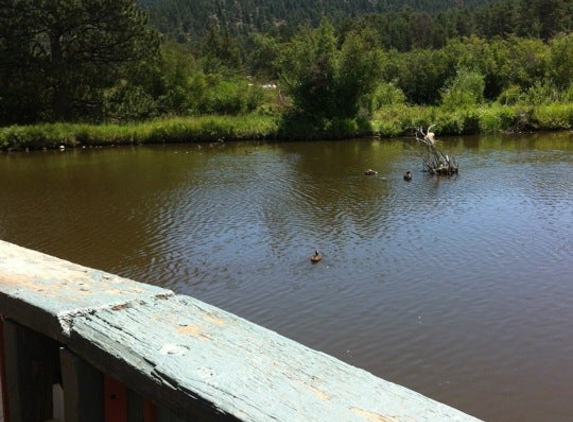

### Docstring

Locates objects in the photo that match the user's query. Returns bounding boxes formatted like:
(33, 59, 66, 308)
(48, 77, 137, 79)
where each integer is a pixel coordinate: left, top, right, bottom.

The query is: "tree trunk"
(50, 31, 70, 121)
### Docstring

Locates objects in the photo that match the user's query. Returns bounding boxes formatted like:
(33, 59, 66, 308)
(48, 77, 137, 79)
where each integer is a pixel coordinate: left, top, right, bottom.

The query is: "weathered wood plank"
(0, 240, 486, 422)
(60, 348, 104, 422)
(0, 240, 172, 342)
(68, 295, 485, 422)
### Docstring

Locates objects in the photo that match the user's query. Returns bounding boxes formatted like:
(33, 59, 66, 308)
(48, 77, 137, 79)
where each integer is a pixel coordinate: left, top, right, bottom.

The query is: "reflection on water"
(1, 132, 572, 422)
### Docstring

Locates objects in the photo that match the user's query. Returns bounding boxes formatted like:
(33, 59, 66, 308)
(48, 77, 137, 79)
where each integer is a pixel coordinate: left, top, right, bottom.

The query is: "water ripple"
(1, 137, 572, 422)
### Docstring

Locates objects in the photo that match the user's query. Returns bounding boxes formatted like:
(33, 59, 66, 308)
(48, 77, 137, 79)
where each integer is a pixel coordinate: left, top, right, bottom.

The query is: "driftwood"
(414, 125, 458, 175)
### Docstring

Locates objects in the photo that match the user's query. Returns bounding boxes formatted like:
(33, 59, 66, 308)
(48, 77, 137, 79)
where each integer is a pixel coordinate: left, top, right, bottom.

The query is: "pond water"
(0, 132, 572, 422)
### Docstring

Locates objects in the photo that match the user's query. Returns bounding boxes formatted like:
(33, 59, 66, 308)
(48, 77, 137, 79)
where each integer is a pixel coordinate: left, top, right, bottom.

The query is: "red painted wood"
(104, 375, 127, 422)
(0, 318, 10, 422)
(143, 399, 157, 422)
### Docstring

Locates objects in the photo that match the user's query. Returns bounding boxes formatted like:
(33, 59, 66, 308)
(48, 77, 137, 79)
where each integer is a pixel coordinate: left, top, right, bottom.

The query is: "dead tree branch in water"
(414, 126, 458, 175)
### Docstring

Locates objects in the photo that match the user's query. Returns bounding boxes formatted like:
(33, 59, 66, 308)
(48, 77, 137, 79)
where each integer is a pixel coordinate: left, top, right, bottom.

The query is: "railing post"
(104, 375, 127, 422)
(142, 399, 157, 422)
(2, 319, 60, 422)
(127, 394, 183, 422)
(0, 317, 11, 422)
(126, 392, 163, 422)
(156, 407, 184, 422)
(126, 390, 145, 422)
(60, 347, 104, 422)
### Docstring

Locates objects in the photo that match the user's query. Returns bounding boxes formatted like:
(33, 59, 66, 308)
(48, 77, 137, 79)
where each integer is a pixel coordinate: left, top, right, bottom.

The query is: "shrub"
(532, 103, 573, 129)
(441, 68, 485, 111)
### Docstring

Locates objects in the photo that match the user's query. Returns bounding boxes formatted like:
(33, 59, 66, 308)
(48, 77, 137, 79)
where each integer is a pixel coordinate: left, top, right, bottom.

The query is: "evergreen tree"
(201, 23, 243, 73)
(0, 0, 45, 123)
(475, 0, 518, 39)
(516, 0, 572, 40)
(0, 0, 160, 124)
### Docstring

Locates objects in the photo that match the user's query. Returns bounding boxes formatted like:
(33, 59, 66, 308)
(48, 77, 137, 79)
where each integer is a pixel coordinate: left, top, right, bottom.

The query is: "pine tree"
(0, 0, 160, 123)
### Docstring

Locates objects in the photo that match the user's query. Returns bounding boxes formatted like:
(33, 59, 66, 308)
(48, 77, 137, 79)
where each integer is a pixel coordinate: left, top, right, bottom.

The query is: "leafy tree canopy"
(278, 19, 384, 124)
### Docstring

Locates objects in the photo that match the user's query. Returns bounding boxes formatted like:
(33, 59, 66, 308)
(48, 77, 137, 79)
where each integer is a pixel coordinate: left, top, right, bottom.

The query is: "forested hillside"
(2, 0, 573, 134)
(141, 0, 572, 50)
(140, 0, 498, 42)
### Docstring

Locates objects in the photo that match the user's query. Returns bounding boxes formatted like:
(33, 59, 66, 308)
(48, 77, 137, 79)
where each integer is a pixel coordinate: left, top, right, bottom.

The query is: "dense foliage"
(1, 0, 572, 135)
(142, 0, 573, 47)
(277, 20, 383, 130)
(0, 0, 160, 125)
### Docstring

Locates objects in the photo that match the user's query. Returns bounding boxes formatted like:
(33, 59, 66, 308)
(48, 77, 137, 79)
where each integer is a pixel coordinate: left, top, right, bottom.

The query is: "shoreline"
(1, 103, 572, 152)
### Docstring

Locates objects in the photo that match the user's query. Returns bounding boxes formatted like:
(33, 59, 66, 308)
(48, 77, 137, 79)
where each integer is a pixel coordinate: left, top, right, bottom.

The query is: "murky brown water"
(1, 132, 572, 422)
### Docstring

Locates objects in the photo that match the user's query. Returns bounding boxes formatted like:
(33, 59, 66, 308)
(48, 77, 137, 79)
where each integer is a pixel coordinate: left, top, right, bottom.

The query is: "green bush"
(532, 103, 573, 129)
(366, 81, 406, 114)
(198, 80, 264, 115)
(478, 108, 503, 133)
(441, 68, 485, 110)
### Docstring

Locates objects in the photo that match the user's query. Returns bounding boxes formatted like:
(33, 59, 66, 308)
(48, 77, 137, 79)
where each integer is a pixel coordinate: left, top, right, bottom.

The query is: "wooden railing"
(0, 240, 485, 422)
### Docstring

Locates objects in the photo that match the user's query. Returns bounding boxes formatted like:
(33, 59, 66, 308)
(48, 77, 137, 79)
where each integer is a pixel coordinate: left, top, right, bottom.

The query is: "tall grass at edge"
(531, 103, 573, 130)
(2, 105, 572, 151)
(0, 115, 280, 150)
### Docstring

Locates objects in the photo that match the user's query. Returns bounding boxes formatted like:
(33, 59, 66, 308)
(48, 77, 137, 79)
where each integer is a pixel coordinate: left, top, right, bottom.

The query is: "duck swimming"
(403, 171, 412, 181)
(310, 250, 322, 263)
(364, 169, 378, 176)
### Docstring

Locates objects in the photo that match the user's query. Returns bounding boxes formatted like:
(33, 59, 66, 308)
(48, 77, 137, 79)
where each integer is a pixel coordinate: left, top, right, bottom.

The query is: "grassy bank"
(0, 114, 280, 151)
(2, 103, 573, 151)
(373, 103, 573, 137)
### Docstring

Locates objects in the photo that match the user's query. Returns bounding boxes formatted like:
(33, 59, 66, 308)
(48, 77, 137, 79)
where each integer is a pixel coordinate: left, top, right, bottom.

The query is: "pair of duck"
(365, 169, 412, 181)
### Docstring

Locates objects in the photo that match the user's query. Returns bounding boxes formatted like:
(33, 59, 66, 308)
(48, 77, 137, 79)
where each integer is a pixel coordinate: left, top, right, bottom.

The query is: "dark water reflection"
(1, 132, 572, 422)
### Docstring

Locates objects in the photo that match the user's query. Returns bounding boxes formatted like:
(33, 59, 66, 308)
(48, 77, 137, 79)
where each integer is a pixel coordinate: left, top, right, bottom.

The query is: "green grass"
(0, 114, 280, 150)
(372, 103, 573, 137)
(531, 103, 573, 130)
(2, 103, 573, 151)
